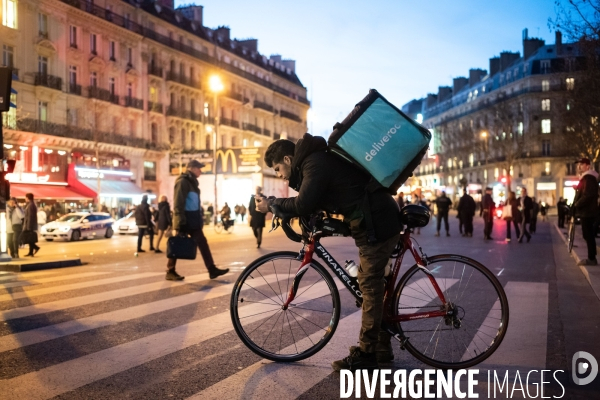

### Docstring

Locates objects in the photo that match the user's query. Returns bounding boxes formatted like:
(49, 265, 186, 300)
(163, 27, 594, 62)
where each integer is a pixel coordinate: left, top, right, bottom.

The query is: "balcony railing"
(148, 64, 163, 78)
(124, 96, 143, 110)
(273, 132, 281, 140)
(190, 111, 203, 122)
(166, 107, 191, 119)
(263, 128, 271, 137)
(224, 91, 244, 102)
(11, 118, 168, 150)
(87, 86, 119, 104)
(254, 100, 274, 113)
(166, 71, 192, 87)
(68, 83, 82, 95)
(243, 123, 262, 134)
(221, 118, 240, 129)
(279, 110, 302, 123)
(148, 101, 163, 113)
(34, 73, 62, 90)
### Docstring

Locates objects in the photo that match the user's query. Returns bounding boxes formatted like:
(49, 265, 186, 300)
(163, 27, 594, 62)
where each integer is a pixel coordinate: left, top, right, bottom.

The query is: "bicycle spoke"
(240, 307, 281, 320)
(290, 305, 333, 314)
(288, 308, 329, 333)
(288, 309, 316, 346)
(262, 310, 285, 348)
(256, 268, 285, 304)
(273, 259, 285, 305)
(285, 311, 299, 355)
(247, 308, 283, 335)
(241, 282, 282, 306)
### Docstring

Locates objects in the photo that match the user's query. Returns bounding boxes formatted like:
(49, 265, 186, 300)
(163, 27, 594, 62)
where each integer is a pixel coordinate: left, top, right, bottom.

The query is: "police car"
(40, 212, 115, 241)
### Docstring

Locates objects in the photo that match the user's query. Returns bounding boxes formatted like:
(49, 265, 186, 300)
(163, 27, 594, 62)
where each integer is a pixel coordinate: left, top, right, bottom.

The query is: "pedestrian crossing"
(0, 266, 551, 399)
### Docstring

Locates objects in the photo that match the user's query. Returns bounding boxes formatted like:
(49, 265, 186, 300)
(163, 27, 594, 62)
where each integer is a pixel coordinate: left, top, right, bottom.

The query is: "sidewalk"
(553, 218, 600, 302)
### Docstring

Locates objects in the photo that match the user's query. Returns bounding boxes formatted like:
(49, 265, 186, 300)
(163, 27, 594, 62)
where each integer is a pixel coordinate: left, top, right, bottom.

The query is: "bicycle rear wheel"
(393, 254, 509, 369)
(230, 251, 341, 362)
(568, 217, 575, 253)
(214, 222, 223, 234)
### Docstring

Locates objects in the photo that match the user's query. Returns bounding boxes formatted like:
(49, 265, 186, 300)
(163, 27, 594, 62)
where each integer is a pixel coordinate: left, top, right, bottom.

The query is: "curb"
(553, 222, 600, 302)
(0, 258, 82, 272)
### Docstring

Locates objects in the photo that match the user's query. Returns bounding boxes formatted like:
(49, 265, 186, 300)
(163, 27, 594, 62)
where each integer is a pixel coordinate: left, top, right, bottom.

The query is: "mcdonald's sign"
(215, 148, 264, 174)
(216, 149, 237, 174)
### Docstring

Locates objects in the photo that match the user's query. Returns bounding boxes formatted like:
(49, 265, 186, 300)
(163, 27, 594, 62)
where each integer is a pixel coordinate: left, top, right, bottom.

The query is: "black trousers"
(137, 227, 154, 251)
(252, 226, 263, 246)
(167, 227, 215, 270)
(8, 225, 22, 257)
(506, 219, 521, 239)
(530, 217, 538, 233)
(581, 217, 597, 261)
(519, 221, 531, 241)
(558, 213, 566, 228)
(463, 216, 473, 235)
(436, 212, 449, 232)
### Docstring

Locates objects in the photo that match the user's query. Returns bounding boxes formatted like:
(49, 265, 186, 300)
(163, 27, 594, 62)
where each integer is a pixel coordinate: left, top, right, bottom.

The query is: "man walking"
(518, 188, 533, 243)
(248, 186, 267, 248)
(457, 189, 476, 237)
(7, 198, 24, 259)
(480, 187, 495, 240)
(573, 158, 599, 265)
(167, 160, 228, 280)
(135, 195, 155, 253)
(557, 197, 567, 229)
(23, 193, 40, 257)
(434, 191, 452, 236)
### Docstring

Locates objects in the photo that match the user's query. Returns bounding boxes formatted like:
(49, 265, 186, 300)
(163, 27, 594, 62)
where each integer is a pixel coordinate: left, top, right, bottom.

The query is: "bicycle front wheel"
(568, 217, 575, 253)
(230, 251, 341, 362)
(393, 254, 509, 369)
(214, 222, 223, 234)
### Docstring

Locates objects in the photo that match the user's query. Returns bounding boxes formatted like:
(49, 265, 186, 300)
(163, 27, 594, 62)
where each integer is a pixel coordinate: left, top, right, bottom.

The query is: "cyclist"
(220, 202, 232, 229)
(573, 158, 599, 266)
(255, 133, 402, 371)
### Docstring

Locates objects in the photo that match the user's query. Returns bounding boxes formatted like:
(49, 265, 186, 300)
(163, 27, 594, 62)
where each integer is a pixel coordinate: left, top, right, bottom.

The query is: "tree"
(550, 0, 600, 161)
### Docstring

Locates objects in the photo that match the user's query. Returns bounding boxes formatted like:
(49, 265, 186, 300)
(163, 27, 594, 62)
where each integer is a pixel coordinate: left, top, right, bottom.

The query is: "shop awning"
(78, 179, 152, 198)
(9, 184, 92, 200)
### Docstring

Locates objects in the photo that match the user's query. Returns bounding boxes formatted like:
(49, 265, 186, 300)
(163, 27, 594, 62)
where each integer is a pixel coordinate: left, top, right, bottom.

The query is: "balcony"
(254, 100, 274, 113)
(263, 128, 271, 137)
(224, 91, 244, 102)
(34, 73, 62, 91)
(167, 107, 191, 120)
(166, 71, 191, 87)
(221, 118, 240, 129)
(148, 101, 163, 113)
(87, 86, 119, 104)
(279, 110, 302, 123)
(68, 83, 82, 96)
(273, 132, 281, 140)
(125, 96, 143, 110)
(148, 64, 163, 78)
(243, 123, 262, 135)
(190, 111, 203, 122)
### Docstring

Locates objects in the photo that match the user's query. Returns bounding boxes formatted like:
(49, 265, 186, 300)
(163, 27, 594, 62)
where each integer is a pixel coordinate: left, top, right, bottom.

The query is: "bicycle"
(230, 204, 509, 369)
(214, 217, 235, 234)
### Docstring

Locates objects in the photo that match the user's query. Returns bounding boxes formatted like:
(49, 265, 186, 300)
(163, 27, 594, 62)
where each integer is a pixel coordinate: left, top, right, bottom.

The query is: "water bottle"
(344, 260, 359, 277)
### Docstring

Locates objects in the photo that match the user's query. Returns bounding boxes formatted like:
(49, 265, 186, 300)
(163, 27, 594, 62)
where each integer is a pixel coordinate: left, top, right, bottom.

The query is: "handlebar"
(269, 204, 303, 243)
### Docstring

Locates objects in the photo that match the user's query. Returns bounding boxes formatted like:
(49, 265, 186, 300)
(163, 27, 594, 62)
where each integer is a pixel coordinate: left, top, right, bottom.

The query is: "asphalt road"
(0, 215, 599, 399)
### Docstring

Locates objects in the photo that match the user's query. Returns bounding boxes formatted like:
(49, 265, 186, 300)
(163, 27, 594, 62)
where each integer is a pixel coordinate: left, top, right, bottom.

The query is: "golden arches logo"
(216, 149, 237, 173)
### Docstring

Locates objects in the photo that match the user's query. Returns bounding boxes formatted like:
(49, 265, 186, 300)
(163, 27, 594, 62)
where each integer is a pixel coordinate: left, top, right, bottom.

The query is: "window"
(38, 56, 48, 75)
(67, 108, 77, 126)
(494, 168, 499, 179)
(144, 161, 156, 181)
(205, 135, 211, 149)
(2, 93, 16, 128)
(221, 134, 226, 147)
(90, 72, 97, 88)
(566, 77, 574, 90)
(545, 162, 551, 175)
(542, 140, 551, 156)
(2, 45, 14, 68)
(204, 101, 209, 117)
(542, 80, 550, 92)
(181, 128, 186, 148)
(109, 41, 116, 61)
(38, 101, 48, 122)
(69, 65, 77, 87)
(518, 121, 524, 135)
(127, 47, 133, 67)
(541, 119, 551, 134)
(69, 25, 77, 48)
(149, 86, 157, 103)
(169, 127, 176, 143)
(38, 13, 48, 37)
(2, 0, 17, 28)
(150, 123, 158, 142)
(231, 136, 236, 147)
(541, 60, 551, 73)
(129, 119, 135, 136)
(191, 131, 196, 148)
(109, 77, 115, 95)
(541, 99, 550, 111)
(127, 82, 133, 98)
(90, 33, 97, 55)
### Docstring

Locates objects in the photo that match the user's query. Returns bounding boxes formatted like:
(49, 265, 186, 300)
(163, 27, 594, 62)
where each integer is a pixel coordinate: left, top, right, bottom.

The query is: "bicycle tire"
(230, 251, 341, 362)
(568, 217, 575, 253)
(393, 254, 509, 369)
(214, 222, 223, 234)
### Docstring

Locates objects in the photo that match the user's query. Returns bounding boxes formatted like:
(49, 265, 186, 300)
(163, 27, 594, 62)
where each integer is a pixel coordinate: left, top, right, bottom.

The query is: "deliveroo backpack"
(328, 89, 431, 194)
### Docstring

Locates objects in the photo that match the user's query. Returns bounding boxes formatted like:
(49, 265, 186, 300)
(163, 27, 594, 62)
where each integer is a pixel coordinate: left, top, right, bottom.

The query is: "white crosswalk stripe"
(0, 271, 111, 289)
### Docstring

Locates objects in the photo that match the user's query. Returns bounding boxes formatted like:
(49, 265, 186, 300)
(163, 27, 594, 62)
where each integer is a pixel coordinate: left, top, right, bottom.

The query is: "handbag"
(502, 204, 512, 220)
(21, 230, 38, 244)
(166, 235, 197, 260)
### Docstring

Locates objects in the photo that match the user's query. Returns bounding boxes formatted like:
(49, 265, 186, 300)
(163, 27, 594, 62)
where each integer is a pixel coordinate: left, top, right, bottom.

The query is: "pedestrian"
(154, 195, 172, 253)
(101, 204, 109, 213)
(530, 197, 540, 233)
(480, 187, 495, 240)
(23, 193, 40, 257)
(257, 134, 402, 371)
(557, 197, 567, 229)
(239, 204, 247, 222)
(234, 204, 240, 221)
(573, 158, 599, 266)
(412, 194, 425, 234)
(248, 186, 266, 248)
(396, 192, 405, 210)
(518, 188, 533, 243)
(207, 203, 214, 223)
(167, 159, 228, 281)
(220, 202, 231, 223)
(540, 201, 547, 222)
(6, 197, 24, 259)
(434, 191, 452, 236)
(504, 191, 521, 242)
(37, 204, 47, 232)
(134, 195, 155, 253)
(457, 189, 476, 237)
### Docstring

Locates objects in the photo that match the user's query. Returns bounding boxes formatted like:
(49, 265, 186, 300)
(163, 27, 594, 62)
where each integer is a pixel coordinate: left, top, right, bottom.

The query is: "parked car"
(113, 211, 139, 235)
(40, 212, 115, 241)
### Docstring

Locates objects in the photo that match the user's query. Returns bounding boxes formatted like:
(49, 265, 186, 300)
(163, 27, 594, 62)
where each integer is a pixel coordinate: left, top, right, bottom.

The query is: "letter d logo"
(572, 351, 598, 385)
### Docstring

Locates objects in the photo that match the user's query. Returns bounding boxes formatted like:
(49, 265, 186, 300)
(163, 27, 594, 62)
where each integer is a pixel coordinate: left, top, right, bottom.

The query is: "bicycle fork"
(281, 245, 314, 310)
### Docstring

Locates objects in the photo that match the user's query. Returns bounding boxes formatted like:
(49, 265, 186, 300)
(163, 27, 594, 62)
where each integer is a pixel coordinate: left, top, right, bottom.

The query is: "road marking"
(0, 272, 163, 302)
(1, 280, 340, 400)
(0, 272, 220, 321)
(497, 268, 504, 276)
(0, 272, 111, 289)
(0, 273, 279, 353)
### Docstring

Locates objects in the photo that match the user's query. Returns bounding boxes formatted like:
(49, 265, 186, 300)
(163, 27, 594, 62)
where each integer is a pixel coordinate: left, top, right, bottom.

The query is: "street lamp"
(480, 131, 489, 184)
(209, 75, 223, 219)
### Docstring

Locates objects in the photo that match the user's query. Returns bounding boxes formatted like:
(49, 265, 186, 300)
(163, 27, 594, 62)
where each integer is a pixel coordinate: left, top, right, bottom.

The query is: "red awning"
(9, 184, 92, 200)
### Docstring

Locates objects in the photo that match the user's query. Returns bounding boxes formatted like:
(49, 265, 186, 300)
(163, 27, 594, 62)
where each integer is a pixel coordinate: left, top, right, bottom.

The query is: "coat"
(504, 198, 522, 223)
(24, 202, 38, 231)
(457, 194, 476, 219)
(519, 196, 533, 223)
(273, 133, 401, 242)
(172, 171, 202, 230)
(134, 201, 152, 227)
(7, 205, 24, 234)
(435, 196, 452, 215)
(249, 195, 266, 228)
(157, 201, 172, 231)
(574, 170, 599, 218)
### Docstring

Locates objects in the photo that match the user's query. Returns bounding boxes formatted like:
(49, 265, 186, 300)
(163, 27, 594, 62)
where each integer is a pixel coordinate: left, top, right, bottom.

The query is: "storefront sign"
(215, 148, 264, 174)
(564, 180, 579, 187)
(5, 172, 67, 185)
(75, 167, 133, 180)
(536, 182, 557, 191)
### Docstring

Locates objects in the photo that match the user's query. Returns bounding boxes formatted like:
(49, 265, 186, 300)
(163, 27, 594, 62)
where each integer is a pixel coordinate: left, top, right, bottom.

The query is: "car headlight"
(60, 226, 71, 232)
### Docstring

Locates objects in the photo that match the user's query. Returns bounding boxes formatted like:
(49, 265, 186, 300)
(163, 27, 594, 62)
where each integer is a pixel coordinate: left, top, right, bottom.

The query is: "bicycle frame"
(280, 230, 449, 324)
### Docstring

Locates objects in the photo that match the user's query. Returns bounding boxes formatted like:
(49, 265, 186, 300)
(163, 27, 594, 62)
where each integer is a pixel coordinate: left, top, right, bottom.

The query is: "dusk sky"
(175, 0, 560, 138)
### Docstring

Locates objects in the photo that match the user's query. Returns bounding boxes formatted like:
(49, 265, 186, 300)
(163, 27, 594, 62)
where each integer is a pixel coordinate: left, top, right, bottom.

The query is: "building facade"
(0, 0, 309, 213)
(402, 30, 583, 206)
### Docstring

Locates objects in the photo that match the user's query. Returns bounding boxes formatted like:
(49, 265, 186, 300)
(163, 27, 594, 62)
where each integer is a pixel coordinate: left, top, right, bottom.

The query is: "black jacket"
(135, 201, 152, 227)
(435, 196, 452, 214)
(457, 194, 476, 218)
(249, 195, 266, 228)
(574, 170, 599, 218)
(519, 196, 533, 223)
(273, 133, 401, 242)
(157, 201, 172, 231)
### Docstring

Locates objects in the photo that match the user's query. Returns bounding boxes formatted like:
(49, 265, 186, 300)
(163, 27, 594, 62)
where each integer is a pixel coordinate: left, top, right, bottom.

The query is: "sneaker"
(446, 232, 450, 237)
(577, 259, 598, 266)
(165, 270, 185, 281)
(505, 238, 511, 242)
(209, 266, 229, 279)
(435, 232, 440, 237)
(137, 249, 146, 253)
(374, 343, 394, 363)
(332, 346, 378, 371)
(154, 249, 163, 253)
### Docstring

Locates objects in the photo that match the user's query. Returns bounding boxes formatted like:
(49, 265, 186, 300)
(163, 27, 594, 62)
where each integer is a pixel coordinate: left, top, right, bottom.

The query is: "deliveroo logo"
(364, 123, 403, 162)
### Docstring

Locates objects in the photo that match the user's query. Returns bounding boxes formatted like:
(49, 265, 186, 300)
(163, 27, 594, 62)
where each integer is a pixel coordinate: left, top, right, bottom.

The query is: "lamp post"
(209, 75, 223, 221)
(481, 131, 489, 185)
